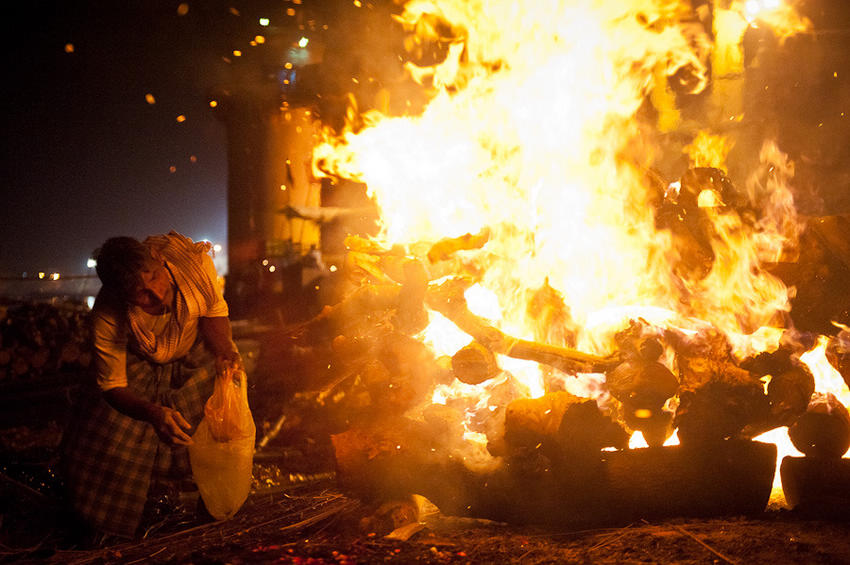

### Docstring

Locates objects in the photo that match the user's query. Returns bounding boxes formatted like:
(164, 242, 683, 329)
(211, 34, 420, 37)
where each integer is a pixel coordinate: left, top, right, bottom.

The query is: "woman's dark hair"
(93, 237, 154, 300)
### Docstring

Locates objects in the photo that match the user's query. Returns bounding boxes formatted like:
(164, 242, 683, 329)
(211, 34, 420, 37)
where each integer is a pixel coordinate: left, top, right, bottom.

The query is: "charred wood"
(675, 380, 770, 445)
(740, 346, 815, 428)
(780, 456, 850, 515)
(607, 321, 678, 446)
(788, 392, 850, 459)
(451, 341, 499, 385)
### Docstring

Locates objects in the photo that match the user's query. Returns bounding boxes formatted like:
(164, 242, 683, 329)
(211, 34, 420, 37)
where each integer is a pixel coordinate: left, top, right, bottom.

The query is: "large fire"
(312, 0, 848, 504)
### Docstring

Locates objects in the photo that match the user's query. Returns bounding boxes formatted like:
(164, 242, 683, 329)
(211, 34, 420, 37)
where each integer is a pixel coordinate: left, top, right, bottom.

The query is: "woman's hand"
(215, 350, 244, 379)
(104, 386, 194, 445)
(149, 405, 194, 446)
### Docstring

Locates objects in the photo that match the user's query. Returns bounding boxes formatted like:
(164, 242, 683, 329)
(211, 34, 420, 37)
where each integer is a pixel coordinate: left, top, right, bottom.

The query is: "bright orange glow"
(313, 0, 819, 477)
(176, 115, 186, 123)
(64, 43, 74, 53)
(145, 93, 156, 105)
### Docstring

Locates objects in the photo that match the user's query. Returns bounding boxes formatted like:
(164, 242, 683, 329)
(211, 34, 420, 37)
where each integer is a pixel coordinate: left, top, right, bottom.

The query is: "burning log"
(607, 321, 679, 446)
(427, 228, 491, 263)
(788, 392, 850, 459)
(741, 346, 815, 428)
(451, 341, 499, 385)
(668, 329, 770, 444)
(496, 392, 628, 461)
(426, 277, 619, 374)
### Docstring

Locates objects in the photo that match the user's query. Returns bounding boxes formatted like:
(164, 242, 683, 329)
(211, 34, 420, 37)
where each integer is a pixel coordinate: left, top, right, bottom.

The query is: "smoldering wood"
(604, 321, 678, 446)
(738, 344, 816, 431)
(674, 380, 770, 445)
(498, 392, 628, 461)
(780, 456, 850, 514)
(425, 277, 620, 374)
(787, 392, 850, 459)
(606, 360, 679, 411)
(665, 326, 773, 444)
(765, 367, 815, 426)
(451, 341, 499, 385)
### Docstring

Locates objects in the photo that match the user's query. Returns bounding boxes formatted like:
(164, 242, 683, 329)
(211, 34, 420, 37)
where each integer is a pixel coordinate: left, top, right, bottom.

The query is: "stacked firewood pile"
(256, 168, 850, 525)
(0, 301, 92, 382)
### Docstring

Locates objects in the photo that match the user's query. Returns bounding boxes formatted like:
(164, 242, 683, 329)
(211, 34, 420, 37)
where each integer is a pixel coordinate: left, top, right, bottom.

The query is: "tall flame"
(312, 0, 838, 483)
(315, 0, 798, 348)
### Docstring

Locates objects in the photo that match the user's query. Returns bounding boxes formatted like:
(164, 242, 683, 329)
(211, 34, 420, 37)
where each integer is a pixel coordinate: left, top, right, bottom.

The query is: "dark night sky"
(0, 1, 242, 276)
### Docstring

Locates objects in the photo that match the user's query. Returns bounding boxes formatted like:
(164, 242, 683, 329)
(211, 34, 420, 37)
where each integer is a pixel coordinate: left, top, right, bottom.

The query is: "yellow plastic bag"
(188, 368, 255, 520)
(203, 366, 255, 442)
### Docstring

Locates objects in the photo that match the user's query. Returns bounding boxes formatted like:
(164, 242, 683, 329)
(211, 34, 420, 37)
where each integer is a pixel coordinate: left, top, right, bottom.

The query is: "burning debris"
(262, 173, 847, 526)
(265, 0, 850, 527)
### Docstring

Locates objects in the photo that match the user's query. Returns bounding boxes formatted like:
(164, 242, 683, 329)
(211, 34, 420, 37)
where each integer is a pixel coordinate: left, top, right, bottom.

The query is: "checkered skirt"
(62, 339, 215, 537)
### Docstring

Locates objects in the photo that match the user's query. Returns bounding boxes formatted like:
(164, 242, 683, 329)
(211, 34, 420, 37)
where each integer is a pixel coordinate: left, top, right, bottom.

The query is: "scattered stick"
(588, 522, 636, 551)
(674, 525, 740, 565)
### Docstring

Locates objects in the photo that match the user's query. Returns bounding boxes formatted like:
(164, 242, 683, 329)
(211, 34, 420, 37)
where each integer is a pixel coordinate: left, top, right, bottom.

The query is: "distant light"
(353, 0, 362, 7)
(329, 265, 338, 273)
(280, 184, 287, 191)
(145, 93, 156, 105)
(233, 49, 242, 57)
(177, 3, 189, 16)
(262, 259, 269, 266)
(286, 8, 295, 16)
(298, 36, 309, 48)
(284, 62, 293, 69)
(213, 244, 222, 253)
(64, 43, 75, 53)
(169, 166, 177, 173)
(255, 35, 266, 44)
(38, 272, 45, 279)
(51, 273, 60, 281)
(86, 296, 96, 309)
(86, 258, 97, 268)
(209, 100, 218, 108)
(269, 265, 276, 273)
(259, 17, 270, 26)
(190, 155, 197, 163)
(176, 114, 186, 122)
